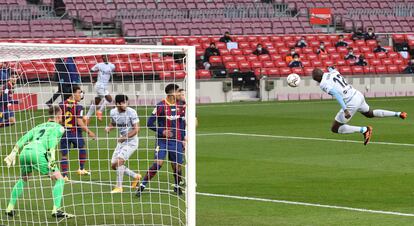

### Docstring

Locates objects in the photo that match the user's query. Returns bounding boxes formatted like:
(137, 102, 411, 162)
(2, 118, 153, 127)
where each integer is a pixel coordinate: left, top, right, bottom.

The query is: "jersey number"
(36, 129, 46, 140)
(65, 111, 73, 127)
(333, 74, 348, 88)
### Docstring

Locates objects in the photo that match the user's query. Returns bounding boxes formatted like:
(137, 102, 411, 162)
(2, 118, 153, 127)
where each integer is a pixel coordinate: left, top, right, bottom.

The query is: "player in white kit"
(86, 55, 115, 123)
(105, 95, 141, 193)
(312, 68, 407, 145)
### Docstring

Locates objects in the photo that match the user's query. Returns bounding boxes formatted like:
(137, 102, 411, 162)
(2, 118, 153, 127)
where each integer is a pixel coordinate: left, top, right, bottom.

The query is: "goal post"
(0, 43, 196, 226)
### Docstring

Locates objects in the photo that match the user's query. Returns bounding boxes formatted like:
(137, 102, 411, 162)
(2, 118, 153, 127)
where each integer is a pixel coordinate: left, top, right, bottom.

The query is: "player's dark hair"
(115, 94, 128, 104)
(165, 84, 179, 95)
(178, 88, 185, 92)
(48, 105, 61, 117)
(72, 85, 81, 93)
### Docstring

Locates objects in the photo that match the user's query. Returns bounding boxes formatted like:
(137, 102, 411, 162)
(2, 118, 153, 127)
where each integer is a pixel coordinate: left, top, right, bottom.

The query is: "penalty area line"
(197, 192, 414, 217)
(70, 180, 414, 217)
(197, 132, 414, 147)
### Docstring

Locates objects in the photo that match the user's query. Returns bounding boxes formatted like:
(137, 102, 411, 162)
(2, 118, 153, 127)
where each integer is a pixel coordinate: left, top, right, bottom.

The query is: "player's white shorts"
(111, 141, 138, 163)
(335, 91, 369, 124)
(95, 83, 109, 97)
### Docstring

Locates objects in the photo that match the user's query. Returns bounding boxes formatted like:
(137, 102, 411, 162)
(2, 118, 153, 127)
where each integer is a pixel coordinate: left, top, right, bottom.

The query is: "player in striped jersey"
(136, 84, 186, 197)
(59, 86, 96, 180)
(0, 74, 19, 128)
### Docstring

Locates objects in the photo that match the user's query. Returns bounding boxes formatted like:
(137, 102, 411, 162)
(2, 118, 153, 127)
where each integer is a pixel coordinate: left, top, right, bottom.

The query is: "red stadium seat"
(116, 63, 131, 72)
(283, 36, 294, 42)
(346, 59, 356, 66)
(130, 63, 142, 72)
(387, 65, 399, 74)
(363, 66, 376, 74)
(323, 59, 335, 67)
(388, 52, 399, 59)
(328, 35, 339, 43)
(337, 47, 348, 54)
(234, 55, 246, 62)
(330, 53, 341, 60)
(238, 61, 251, 72)
(258, 54, 271, 61)
(242, 49, 254, 55)
(279, 67, 292, 76)
(209, 56, 222, 66)
(113, 38, 126, 45)
(142, 62, 154, 71)
(250, 61, 263, 69)
(267, 48, 277, 55)
(230, 49, 243, 55)
(274, 42, 285, 48)
(354, 40, 366, 47)
(319, 54, 330, 60)
(262, 61, 275, 68)
(306, 54, 318, 61)
(159, 71, 172, 80)
(270, 36, 282, 42)
(302, 47, 314, 54)
(266, 68, 280, 77)
(376, 52, 387, 59)
(254, 68, 266, 77)
(262, 41, 273, 48)
(365, 53, 375, 59)
(351, 66, 364, 75)
(167, 63, 183, 71)
(220, 49, 230, 56)
(102, 38, 114, 45)
(270, 54, 282, 61)
(370, 59, 382, 66)
(375, 65, 387, 74)
(304, 67, 314, 76)
(312, 60, 323, 67)
(235, 36, 247, 42)
(238, 42, 250, 49)
(301, 60, 311, 67)
(275, 61, 287, 67)
(225, 61, 239, 71)
(366, 40, 377, 47)
(259, 36, 270, 42)
(216, 42, 226, 49)
(286, 41, 297, 48)
(326, 47, 336, 53)
(278, 47, 289, 55)
(246, 55, 258, 62)
(291, 67, 304, 76)
(359, 46, 371, 53)
(174, 71, 186, 79)
(382, 58, 393, 65)
(394, 58, 404, 65)
(221, 55, 234, 63)
(338, 66, 352, 75)
(196, 70, 212, 79)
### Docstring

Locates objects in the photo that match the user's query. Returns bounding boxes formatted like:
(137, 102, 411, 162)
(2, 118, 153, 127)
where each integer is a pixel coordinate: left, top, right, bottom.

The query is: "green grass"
(1, 97, 414, 225)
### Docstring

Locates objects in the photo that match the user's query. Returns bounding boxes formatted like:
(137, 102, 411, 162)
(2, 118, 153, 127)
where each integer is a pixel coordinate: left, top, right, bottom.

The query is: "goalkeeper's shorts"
(19, 147, 58, 176)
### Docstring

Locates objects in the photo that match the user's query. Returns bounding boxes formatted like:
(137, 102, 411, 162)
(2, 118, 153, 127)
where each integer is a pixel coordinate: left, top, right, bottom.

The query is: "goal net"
(0, 42, 196, 226)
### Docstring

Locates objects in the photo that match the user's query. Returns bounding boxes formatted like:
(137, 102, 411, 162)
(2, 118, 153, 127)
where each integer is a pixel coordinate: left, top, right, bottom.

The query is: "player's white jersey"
(320, 70, 357, 103)
(110, 107, 139, 144)
(91, 62, 115, 86)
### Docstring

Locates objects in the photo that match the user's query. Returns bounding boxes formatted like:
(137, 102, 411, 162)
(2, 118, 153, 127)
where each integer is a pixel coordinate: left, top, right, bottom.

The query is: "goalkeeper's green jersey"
(16, 121, 64, 154)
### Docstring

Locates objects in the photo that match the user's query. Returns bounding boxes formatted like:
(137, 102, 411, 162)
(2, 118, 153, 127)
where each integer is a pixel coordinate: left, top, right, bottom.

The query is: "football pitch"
(1, 97, 414, 225)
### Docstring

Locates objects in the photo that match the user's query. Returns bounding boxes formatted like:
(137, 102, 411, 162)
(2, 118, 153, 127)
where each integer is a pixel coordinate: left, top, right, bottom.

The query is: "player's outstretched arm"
(77, 118, 96, 139)
(118, 123, 139, 143)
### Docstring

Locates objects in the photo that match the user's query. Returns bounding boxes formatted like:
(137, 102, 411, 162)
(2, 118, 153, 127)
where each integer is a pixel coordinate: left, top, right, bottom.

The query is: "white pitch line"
(196, 192, 414, 217)
(70, 180, 414, 217)
(197, 132, 414, 147)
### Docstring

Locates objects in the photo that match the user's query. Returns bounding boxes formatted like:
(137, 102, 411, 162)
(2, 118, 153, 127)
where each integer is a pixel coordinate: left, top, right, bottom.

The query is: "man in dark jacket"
(364, 28, 376, 40)
(373, 43, 387, 53)
(344, 47, 357, 60)
(352, 29, 365, 40)
(355, 54, 368, 66)
(203, 43, 220, 70)
(288, 54, 303, 68)
(45, 58, 74, 106)
(219, 31, 233, 43)
(335, 35, 348, 47)
(252, 44, 269, 56)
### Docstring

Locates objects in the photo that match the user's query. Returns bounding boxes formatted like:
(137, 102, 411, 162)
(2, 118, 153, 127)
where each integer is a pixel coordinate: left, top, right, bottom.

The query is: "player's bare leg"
(85, 97, 102, 124)
(136, 160, 164, 198)
(96, 95, 112, 121)
(331, 120, 372, 146)
(361, 110, 407, 120)
(111, 158, 141, 193)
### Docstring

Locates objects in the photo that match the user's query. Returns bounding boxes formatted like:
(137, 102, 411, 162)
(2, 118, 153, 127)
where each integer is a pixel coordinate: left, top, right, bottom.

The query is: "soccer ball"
(287, 73, 301, 87)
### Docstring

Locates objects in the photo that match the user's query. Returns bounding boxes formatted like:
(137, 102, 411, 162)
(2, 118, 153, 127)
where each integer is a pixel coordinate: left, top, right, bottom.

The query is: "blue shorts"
(0, 109, 14, 123)
(154, 139, 184, 164)
(60, 132, 85, 155)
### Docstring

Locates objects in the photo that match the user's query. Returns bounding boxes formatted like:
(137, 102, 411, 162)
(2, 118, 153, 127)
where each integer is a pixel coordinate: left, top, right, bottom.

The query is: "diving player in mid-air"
(4, 106, 74, 218)
(312, 68, 407, 145)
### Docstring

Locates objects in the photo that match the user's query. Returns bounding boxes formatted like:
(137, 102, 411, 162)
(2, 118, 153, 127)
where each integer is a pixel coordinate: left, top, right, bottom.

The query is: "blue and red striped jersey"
(60, 99, 84, 135)
(147, 99, 186, 141)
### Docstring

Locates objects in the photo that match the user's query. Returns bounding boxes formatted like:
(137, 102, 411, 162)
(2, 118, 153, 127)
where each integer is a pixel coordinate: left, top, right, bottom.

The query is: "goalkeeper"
(4, 105, 74, 218)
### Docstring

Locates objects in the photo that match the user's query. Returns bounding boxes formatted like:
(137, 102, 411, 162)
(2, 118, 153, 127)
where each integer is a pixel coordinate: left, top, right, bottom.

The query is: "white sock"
(98, 99, 108, 112)
(86, 103, 96, 118)
(116, 165, 125, 188)
(338, 125, 367, 134)
(122, 165, 137, 178)
(373, 109, 400, 118)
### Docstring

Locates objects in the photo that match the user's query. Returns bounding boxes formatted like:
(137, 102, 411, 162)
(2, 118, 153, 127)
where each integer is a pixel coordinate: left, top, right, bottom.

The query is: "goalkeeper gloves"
(4, 146, 19, 168)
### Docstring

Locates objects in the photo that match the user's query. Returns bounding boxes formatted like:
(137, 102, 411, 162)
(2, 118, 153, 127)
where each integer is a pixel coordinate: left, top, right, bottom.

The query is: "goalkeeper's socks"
(142, 163, 162, 187)
(79, 149, 87, 170)
(52, 179, 65, 210)
(8, 179, 26, 209)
